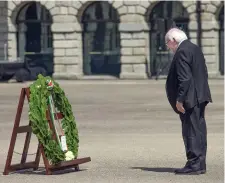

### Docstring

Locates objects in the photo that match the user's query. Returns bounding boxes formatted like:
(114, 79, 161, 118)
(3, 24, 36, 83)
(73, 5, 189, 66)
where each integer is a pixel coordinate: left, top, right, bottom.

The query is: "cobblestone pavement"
(0, 80, 223, 183)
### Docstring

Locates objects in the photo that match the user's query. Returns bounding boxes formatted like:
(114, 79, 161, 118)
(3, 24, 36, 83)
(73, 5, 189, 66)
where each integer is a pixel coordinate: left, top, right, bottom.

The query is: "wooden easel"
(3, 87, 91, 175)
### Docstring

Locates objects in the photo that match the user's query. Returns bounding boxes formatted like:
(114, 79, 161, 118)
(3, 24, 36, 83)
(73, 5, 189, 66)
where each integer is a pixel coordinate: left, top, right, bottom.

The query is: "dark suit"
(166, 40, 212, 170)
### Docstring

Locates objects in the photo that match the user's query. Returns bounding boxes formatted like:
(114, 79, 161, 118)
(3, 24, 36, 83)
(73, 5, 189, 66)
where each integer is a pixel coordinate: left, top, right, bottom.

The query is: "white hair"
(165, 28, 188, 43)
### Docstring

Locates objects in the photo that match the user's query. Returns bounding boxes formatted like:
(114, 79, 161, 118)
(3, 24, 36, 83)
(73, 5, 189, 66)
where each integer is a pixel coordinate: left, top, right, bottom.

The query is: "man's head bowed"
(165, 28, 188, 52)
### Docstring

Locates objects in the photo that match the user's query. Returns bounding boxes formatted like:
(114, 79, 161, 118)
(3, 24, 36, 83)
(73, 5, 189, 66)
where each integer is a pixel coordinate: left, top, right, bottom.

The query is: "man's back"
(180, 40, 212, 105)
(166, 40, 212, 112)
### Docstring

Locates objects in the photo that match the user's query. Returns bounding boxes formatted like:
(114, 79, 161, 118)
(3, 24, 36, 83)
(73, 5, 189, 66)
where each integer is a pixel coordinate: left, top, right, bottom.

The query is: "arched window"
(149, 1, 189, 77)
(218, 6, 224, 75)
(16, 2, 53, 75)
(82, 1, 120, 76)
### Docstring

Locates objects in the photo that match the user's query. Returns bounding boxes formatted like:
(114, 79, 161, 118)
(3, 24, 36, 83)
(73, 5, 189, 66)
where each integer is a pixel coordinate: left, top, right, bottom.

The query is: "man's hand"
(176, 101, 185, 114)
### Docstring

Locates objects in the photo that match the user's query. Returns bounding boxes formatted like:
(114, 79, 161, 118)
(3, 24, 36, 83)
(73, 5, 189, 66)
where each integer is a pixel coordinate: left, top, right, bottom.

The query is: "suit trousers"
(179, 102, 207, 170)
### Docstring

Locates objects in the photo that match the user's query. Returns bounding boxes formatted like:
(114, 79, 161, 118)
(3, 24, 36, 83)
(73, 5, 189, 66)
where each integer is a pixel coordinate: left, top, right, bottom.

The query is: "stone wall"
(0, 1, 7, 60)
(6, 0, 224, 79)
(200, 1, 223, 77)
(40, 1, 83, 79)
(116, 1, 148, 79)
(7, 1, 17, 61)
(7, 1, 84, 78)
(51, 2, 82, 79)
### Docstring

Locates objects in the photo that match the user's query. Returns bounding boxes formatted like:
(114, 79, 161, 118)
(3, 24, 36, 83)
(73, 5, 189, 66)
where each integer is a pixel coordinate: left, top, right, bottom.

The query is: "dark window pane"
(82, 1, 121, 76)
(16, 2, 53, 75)
(149, 1, 189, 76)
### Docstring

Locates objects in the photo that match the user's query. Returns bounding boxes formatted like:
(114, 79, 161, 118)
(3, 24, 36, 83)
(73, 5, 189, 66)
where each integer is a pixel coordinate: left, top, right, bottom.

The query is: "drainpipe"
(196, 0, 202, 48)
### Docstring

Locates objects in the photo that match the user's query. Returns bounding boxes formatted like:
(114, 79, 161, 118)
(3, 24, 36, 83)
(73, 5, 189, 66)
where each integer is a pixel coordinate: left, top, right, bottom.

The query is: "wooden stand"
(3, 88, 91, 175)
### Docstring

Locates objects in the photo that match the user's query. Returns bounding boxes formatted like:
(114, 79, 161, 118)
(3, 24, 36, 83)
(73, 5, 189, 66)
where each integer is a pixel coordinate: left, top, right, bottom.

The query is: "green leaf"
(28, 74, 79, 165)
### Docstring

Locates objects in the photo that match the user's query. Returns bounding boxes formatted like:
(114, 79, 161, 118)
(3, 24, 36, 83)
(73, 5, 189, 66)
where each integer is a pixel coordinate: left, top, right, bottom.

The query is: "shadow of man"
(131, 167, 176, 173)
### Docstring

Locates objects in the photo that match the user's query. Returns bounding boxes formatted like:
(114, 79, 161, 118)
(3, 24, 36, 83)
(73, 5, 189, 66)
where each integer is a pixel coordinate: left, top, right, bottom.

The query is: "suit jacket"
(166, 40, 212, 114)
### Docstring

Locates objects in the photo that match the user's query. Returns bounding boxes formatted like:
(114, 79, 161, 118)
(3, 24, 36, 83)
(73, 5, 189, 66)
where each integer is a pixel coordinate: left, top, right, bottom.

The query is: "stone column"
(0, 1, 8, 61)
(200, 2, 220, 77)
(7, 30, 17, 62)
(175, 1, 196, 46)
(116, 2, 148, 79)
(7, 1, 17, 61)
(184, 1, 220, 77)
(50, 6, 83, 79)
(7, 31, 17, 61)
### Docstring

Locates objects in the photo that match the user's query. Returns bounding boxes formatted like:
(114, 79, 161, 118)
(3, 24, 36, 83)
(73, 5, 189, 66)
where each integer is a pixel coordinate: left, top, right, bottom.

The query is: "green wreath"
(28, 74, 79, 165)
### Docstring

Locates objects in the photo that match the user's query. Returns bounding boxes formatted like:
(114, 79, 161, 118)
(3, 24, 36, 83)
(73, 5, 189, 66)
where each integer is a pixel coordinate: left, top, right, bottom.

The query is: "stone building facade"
(1, 0, 224, 79)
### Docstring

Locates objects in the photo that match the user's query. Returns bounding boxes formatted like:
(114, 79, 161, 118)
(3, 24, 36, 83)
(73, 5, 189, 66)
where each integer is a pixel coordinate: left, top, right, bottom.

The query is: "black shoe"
(174, 167, 206, 175)
(174, 162, 190, 173)
(201, 169, 206, 174)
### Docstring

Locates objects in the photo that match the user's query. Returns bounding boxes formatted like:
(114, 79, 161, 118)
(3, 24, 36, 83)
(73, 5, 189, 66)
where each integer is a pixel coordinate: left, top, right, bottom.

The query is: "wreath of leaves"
(28, 74, 79, 165)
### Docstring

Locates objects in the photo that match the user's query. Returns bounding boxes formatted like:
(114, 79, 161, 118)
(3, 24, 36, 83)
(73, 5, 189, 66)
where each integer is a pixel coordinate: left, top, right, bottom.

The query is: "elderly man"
(165, 28, 212, 175)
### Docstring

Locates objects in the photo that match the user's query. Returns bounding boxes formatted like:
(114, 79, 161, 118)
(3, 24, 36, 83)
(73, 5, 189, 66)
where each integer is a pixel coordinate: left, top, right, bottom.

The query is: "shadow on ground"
(9, 167, 87, 175)
(131, 167, 176, 173)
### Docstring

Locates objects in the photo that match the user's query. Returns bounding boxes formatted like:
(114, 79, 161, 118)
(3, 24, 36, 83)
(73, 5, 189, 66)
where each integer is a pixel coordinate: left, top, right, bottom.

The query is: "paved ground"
(0, 79, 223, 183)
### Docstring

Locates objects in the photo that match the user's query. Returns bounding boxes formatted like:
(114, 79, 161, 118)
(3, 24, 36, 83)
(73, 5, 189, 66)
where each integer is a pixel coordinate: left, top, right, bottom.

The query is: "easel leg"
(3, 89, 25, 175)
(40, 145, 52, 175)
(33, 143, 41, 170)
(20, 121, 32, 164)
(74, 165, 79, 171)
